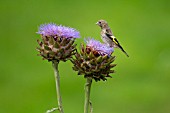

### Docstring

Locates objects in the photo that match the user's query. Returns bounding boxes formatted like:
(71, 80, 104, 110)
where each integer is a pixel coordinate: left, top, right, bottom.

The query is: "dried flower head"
(36, 23, 80, 62)
(71, 38, 116, 81)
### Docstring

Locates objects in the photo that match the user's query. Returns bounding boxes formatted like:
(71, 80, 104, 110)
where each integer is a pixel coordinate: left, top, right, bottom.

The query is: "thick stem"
(84, 77, 93, 113)
(52, 61, 64, 113)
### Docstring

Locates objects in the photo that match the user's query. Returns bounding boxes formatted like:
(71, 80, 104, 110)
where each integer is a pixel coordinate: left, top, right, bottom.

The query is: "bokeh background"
(0, 0, 170, 113)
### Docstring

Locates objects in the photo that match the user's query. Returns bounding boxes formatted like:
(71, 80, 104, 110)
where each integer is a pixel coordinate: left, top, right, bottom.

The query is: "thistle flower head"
(71, 38, 116, 81)
(36, 23, 80, 62)
(37, 23, 80, 39)
(85, 38, 113, 56)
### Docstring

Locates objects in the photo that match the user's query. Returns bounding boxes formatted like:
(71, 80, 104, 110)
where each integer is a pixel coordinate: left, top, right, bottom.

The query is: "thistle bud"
(36, 23, 80, 62)
(71, 38, 116, 81)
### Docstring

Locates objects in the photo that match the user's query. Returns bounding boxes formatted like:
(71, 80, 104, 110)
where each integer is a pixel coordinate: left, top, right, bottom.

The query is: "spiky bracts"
(36, 23, 80, 62)
(71, 38, 116, 81)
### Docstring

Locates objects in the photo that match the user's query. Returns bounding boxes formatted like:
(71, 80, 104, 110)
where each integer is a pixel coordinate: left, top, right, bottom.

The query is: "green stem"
(52, 61, 64, 113)
(84, 77, 93, 113)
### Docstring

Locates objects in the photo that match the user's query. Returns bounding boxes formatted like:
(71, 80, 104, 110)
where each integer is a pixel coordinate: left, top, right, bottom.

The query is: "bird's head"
(96, 20, 108, 28)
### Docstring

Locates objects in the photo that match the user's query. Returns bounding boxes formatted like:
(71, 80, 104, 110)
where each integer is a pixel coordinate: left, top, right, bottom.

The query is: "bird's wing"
(105, 32, 119, 45)
(105, 32, 129, 57)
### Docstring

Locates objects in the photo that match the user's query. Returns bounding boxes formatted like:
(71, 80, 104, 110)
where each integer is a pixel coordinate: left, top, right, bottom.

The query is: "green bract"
(37, 36, 76, 62)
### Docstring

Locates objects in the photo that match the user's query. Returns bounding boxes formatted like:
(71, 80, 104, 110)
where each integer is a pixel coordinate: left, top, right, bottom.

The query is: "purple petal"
(85, 38, 114, 56)
(37, 23, 80, 39)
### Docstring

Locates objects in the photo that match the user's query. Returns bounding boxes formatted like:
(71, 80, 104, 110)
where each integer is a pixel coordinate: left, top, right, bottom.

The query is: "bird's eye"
(99, 21, 101, 24)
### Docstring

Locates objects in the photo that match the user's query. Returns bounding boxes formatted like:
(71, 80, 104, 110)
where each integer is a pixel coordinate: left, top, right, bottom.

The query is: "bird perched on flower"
(96, 20, 129, 57)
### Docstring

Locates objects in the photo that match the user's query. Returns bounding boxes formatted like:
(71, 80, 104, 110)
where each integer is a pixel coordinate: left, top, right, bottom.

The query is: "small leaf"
(96, 56, 102, 63)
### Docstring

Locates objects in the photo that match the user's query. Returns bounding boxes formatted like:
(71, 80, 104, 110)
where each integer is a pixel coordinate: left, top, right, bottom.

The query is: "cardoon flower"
(71, 38, 116, 113)
(36, 23, 80, 113)
(71, 38, 116, 81)
(37, 23, 80, 62)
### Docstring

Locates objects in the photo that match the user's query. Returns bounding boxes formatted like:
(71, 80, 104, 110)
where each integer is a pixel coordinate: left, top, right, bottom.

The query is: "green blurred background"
(0, 0, 170, 113)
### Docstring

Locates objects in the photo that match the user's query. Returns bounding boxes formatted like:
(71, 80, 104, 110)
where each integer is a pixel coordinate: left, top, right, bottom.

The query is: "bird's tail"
(122, 49, 129, 57)
(118, 45, 129, 57)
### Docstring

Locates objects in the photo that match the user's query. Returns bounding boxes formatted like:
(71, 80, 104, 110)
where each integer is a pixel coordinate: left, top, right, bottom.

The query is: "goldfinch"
(96, 19, 129, 57)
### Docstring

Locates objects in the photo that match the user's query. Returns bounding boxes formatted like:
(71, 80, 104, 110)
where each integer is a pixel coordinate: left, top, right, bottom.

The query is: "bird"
(96, 19, 129, 57)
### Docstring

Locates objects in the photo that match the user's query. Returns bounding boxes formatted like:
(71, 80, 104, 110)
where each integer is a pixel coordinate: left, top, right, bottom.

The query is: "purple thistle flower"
(37, 23, 80, 39)
(56, 25, 80, 39)
(71, 38, 116, 81)
(36, 23, 79, 62)
(85, 38, 114, 56)
(37, 23, 58, 37)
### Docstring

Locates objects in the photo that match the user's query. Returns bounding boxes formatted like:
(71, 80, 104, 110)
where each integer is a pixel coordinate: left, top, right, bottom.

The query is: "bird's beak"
(96, 22, 98, 25)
